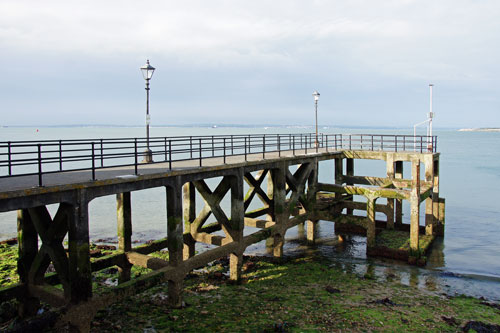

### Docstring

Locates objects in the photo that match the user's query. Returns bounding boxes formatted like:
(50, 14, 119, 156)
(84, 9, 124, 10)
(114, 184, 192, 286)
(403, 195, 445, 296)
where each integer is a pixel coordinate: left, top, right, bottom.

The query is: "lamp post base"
(142, 149, 153, 163)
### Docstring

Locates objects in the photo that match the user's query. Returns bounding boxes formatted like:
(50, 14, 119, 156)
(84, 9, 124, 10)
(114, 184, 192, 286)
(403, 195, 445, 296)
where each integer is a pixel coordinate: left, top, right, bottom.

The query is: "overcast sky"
(1, 0, 499, 128)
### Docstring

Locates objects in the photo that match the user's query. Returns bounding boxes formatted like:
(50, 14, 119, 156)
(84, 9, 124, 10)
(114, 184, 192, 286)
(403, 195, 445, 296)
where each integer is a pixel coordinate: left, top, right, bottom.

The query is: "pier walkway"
(0, 133, 444, 331)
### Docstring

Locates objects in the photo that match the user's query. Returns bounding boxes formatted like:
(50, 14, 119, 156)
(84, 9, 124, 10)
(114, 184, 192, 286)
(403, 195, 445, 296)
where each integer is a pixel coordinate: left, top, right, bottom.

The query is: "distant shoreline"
(459, 128, 500, 132)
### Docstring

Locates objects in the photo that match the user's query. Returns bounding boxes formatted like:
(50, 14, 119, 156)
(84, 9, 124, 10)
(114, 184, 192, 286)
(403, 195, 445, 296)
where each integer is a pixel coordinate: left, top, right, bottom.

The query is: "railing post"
(7, 141, 12, 176)
(248, 135, 251, 154)
(212, 136, 214, 157)
(326, 135, 328, 152)
(289, 134, 291, 150)
(395, 136, 398, 152)
(58, 140, 63, 171)
(349, 135, 352, 150)
(381, 136, 383, 151)
(231, 135, 234, 155)
(199, 138, 202, 167)
(293, 136, 295, 155)
(278, 135, 281, 157)
(134, 138, 138, 175)
(100, 139, 104, 167)
(403, 136, 406, 151)
(91, 142, 96, 180)
(262, 135, 265, 159)
(190, 136, 193, 159)
(305, 136, 308, 154)
(167, 136, 168, 162)
(37, 144, 42, 186)
(371, 135, 374, 151)
(169, 140, 172, 170)
(244, 136, 247, 161)
(223, 138, 226, 164)
(420, 136, 423, 153)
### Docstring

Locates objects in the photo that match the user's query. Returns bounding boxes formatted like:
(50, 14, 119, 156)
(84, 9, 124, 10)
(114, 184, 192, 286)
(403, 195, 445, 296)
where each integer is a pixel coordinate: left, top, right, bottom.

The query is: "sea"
(1, 126, 499, 301)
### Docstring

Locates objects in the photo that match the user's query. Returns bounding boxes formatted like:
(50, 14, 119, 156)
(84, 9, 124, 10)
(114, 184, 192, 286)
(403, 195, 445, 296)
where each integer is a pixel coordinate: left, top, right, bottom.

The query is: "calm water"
(1, 126, 499, 300)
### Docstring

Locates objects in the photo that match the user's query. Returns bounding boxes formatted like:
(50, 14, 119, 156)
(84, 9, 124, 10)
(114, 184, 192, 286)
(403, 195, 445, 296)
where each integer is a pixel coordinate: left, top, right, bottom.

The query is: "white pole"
(429, 83, 434, 150)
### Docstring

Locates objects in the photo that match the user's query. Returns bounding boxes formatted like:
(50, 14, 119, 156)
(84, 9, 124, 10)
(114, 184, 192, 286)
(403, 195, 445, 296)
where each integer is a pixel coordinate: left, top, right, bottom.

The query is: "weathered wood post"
(229, 169, 245, 281)
(116, 192, 132, 283)
(433, 158, 443, 235)
(424, 155, 434, 235)
(271, 162, 287, 259)
(410, 160, 421, 257)
(182, 182, 196, 260)
(346, 158, 354, 215)
(306, 159, 319, 243)
(16, 209, 40, 317)
(166, 180, 184, 307)
(68, 190, 92, 303)
(366, 195, 377, 249)
(386, 155, 395, 229)
(395, 161, 404, 225)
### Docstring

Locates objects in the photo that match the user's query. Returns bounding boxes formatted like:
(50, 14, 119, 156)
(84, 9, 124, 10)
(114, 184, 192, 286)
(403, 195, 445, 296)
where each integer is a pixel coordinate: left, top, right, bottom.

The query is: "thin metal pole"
(100, 139, 104, 167)
(244, 136, 247, 161)
(134, 138, 138, 175)
(293, 136, 295, 155)
(190, 136, 193, 159)
(278, 135, 281, 157)
(37, 144, 42, 186)
(59, 140, 62, 171)
(231, 135, 234, 155)
(263, 135, 265, 159)
(7, 141, 11, 176)
(199, 138, 202, 167)
(164, 137, 168, 161)
(146, 79, 150, 151)
(169, 140, 172, 170)
(223, 138, 226, 164)
(91, 142, 96, 180)
(315, 99, 318, 148)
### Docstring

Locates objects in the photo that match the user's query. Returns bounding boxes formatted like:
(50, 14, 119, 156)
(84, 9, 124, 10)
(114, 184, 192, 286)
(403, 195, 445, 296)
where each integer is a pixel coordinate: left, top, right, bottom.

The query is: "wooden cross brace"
(27, 204, 71, 297)
(193, 177, 238, 241)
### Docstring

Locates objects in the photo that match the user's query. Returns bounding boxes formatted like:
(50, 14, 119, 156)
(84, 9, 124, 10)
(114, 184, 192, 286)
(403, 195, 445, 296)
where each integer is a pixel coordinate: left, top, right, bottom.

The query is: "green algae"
(88, 256, 500, 332)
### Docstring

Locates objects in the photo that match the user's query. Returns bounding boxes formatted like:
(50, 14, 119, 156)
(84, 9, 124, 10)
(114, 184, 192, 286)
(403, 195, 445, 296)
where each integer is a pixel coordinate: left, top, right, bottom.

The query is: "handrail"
(0, 133, 437, 186)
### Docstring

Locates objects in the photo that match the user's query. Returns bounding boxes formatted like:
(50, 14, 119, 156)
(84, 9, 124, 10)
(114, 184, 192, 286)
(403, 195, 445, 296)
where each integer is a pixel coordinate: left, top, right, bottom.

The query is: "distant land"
(458, 128, 500, 132)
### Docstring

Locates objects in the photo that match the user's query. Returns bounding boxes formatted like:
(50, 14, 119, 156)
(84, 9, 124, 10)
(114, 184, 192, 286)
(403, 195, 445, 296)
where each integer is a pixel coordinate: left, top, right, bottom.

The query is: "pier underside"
(0, 149, 445, 331)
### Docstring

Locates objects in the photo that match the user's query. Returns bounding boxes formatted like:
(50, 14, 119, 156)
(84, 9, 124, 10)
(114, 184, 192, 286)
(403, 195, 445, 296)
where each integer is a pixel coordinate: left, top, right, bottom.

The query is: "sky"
(0, 0, 499, 128)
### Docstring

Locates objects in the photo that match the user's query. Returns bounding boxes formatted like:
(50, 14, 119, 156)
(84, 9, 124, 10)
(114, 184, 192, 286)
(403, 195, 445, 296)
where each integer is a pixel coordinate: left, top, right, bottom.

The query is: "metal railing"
(0, 133, 436, 186)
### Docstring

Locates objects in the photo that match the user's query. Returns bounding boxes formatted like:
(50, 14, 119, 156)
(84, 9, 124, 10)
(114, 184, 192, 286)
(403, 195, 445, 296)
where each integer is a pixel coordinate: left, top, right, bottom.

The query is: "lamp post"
(140, 59, 155, 163)
(312, 90, 320, 148)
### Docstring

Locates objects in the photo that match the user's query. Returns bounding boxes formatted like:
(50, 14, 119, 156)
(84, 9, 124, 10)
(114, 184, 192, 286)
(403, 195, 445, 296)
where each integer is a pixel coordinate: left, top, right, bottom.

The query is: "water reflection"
(251, 220, 500, 302)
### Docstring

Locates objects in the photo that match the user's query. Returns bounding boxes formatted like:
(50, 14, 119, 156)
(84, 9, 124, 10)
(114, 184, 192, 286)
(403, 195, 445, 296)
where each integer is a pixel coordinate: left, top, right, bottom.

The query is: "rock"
(462, 320, 500, 332)
(325, 286, 341, 294)
(441, 315, 459, 326)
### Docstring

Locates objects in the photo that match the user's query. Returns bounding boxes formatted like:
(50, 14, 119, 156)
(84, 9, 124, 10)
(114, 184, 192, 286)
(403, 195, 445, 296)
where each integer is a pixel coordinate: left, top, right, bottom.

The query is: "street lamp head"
(312, 90, 320, 101)
(141, 59, 155, 81)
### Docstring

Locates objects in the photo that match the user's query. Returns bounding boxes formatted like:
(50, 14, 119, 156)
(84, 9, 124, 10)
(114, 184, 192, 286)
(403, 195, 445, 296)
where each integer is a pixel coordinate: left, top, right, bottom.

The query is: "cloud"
(0, 0, 499, 126)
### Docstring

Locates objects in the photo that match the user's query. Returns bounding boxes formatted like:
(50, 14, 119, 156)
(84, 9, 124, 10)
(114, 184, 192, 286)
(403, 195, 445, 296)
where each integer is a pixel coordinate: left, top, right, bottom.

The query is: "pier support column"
(116, 192, 132, 283)
(410, 160, 421, 256)
(16, 209, 40, 317)
(386, 156, 395, 229)
(424, 156, 434, 235)
(229, 169, 245, 282)
(366, 196, 377, 249)
(346, 159, 354, 215)
(433, 159, 443, 235)
(68, 191, 92, 303)
(166, 181, 184, 307)
(271, 163, 287, 259)
(182, 182, 196, 260)
(306, 160, 319, 243)
(395, 161, 403, 225)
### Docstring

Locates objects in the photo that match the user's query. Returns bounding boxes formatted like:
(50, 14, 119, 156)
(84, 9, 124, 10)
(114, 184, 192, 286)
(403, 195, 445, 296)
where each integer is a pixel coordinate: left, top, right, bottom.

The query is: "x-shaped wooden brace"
(286, 163, 313, 211)
(27, 204, 71, 296)
(193, 177, 238, 240)
(243, 170, 272, 211)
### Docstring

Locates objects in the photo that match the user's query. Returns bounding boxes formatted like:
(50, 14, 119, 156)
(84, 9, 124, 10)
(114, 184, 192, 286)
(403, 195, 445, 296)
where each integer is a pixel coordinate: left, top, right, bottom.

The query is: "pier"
(0, 133, 445, 331)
